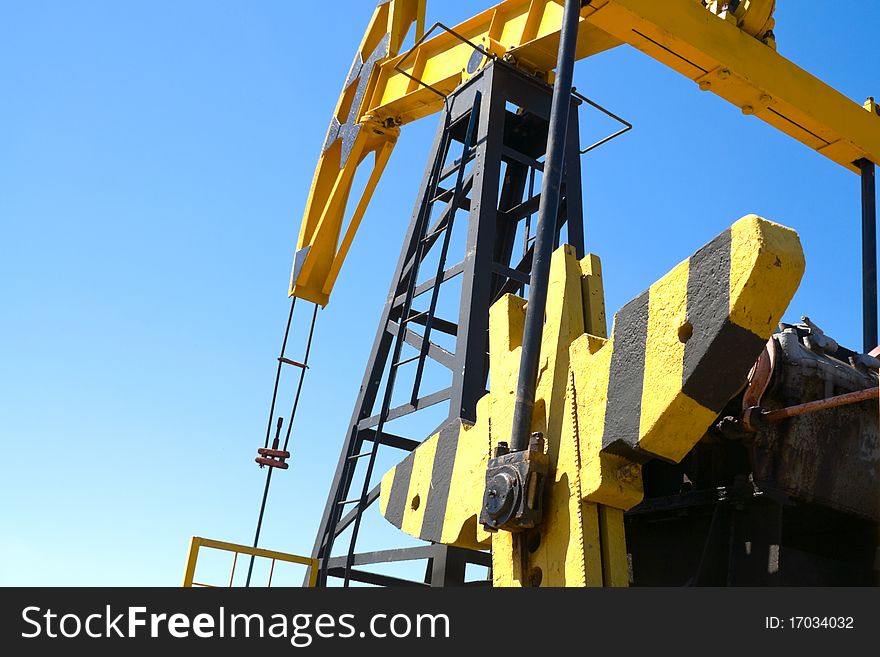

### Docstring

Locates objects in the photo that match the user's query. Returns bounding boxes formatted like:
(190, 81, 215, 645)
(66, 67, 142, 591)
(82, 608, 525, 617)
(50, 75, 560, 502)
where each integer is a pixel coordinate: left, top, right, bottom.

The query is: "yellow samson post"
(290, 0, 877, 305)
(379, 215, 805, 585)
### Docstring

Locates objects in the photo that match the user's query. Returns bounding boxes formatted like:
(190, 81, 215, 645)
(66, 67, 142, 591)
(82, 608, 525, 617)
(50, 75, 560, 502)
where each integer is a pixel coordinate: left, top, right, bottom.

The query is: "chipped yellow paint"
(581, 253, 608, 338)
(637, 258, 718, 462)
(492, 246, 595, 586)
(581, 502, 604, 584)
(490, 534, 521, 587)
(378, 420, 491, 550)
(493, 246, 605, 587)
(571, 333, 643, 509)
(526, 250, 609, 587)
(639, 394, 718, 464)
(639, 259, 690, 459)
(598, 506, 629, 587)
(379, 467, 392, 517)
(440, 416, 492, 549)
(728, 215, 805, 336)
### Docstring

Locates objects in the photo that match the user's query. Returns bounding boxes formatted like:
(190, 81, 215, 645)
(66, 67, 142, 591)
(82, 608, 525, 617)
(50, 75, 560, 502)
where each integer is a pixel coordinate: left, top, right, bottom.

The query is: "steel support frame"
(308, 61, 585, 587)
(860, 158, 878, 352)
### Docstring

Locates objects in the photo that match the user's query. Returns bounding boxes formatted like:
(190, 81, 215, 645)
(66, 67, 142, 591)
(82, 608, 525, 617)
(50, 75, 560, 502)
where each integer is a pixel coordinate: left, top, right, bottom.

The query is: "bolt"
(617, 463, 640, 483)
(529, 432, 544, 453)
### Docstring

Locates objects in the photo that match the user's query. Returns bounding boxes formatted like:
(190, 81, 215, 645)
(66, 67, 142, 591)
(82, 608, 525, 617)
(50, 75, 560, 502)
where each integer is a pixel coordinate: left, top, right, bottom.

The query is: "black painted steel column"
(860, 158, 878, 352)
(508, 0, 581, 452)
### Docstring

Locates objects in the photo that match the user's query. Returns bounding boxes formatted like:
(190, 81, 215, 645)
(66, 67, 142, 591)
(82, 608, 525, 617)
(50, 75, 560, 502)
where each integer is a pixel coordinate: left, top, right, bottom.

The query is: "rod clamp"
(479, 433, 548, 532)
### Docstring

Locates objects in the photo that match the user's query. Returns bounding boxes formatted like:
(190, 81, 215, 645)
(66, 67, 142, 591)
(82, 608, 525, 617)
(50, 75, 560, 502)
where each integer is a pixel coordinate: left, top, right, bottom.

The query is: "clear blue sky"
(1, 1, 877, 586)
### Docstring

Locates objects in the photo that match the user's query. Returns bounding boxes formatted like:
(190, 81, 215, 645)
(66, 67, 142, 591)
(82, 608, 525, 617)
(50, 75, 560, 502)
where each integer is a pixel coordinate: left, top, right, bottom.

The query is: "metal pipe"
(761, 387, 878, 423)
(262, 298, 296, 449)
(860, 158, 878, 352)
(508, 0, 581, 452)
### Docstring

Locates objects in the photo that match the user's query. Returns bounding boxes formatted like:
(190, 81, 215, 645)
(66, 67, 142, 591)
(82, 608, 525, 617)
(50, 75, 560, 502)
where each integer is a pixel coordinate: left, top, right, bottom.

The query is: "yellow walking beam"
(584, 0, 880, 173)
(291, 0, 879, 305)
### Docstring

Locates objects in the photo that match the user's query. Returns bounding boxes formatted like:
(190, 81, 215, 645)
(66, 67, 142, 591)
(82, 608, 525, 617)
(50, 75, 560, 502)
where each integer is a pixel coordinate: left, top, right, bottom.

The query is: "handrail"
(182, 536, 318, 588)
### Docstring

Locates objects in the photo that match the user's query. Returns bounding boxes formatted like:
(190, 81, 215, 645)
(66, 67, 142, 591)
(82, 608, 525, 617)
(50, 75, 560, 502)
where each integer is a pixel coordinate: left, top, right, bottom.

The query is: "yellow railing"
(182, 536, 318, 588)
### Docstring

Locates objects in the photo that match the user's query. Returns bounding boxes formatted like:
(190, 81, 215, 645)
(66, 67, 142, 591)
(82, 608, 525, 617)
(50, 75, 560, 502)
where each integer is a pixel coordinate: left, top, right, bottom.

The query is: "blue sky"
(1, 1, 877, 586)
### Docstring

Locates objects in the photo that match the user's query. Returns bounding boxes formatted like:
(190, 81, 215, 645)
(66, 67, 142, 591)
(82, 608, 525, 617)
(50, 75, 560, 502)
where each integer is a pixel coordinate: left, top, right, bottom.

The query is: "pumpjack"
(183, 0, 880, 588)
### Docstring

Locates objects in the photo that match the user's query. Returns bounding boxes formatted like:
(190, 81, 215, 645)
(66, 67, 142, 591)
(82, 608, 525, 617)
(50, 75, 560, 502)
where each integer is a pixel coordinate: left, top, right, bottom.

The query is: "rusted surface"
(749, 326, 880, 520)
(761, 387, 879, 422)
(743, 337, 777, 409)
(255, 456, 290, 470)
(278, 356, 308, 369)
(257, 448, 291, 459)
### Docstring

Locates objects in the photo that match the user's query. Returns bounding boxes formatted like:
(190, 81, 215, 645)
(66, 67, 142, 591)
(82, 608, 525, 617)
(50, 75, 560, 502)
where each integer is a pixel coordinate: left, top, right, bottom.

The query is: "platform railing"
(182, 536, 318, 588)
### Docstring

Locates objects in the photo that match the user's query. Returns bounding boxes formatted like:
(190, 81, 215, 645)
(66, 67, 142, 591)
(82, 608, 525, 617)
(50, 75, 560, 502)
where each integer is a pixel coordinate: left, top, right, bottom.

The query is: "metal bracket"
(571, 88, 633, 154)
(479, 433, 548, 532)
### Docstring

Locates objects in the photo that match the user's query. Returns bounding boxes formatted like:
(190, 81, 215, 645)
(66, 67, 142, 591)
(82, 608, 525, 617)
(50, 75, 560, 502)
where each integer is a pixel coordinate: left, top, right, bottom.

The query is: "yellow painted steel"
(490, 246, 606, 587)
(584, 0, 879, 172)
(182, 536, 318, 588)
(380, 418, 491, 550)
(291, 0, 877, 305)
(290, 0, 422, 305)
(398, 431, 438, 538)
(378, 215, 805, 586)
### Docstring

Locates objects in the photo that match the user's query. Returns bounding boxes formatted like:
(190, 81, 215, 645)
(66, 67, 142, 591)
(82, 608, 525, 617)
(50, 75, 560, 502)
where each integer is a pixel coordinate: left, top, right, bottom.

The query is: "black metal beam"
(500, 193, 542, 223)
(329, 486, 380, 541)
(326, 546, 437, 569)
(860, 158, 878, 352)
(325, 567, 427, 587)
(406, 311, 458, 337)
(433, 186, 472, 210)
(356, 387, 454, 430)
(359, 429, 420, 452)
(439, 151, 478, 182)
(392, 262, 465, 309)
(501, 145, 545, 172)
(492, 261, 531, 286)
(386, 321, 456, 370)
(508, 0, 581, 452)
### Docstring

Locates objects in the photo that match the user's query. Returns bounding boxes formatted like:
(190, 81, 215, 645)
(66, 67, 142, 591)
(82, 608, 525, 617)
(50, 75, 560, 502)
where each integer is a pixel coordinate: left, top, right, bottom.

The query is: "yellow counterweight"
(379, 215, 805, 585)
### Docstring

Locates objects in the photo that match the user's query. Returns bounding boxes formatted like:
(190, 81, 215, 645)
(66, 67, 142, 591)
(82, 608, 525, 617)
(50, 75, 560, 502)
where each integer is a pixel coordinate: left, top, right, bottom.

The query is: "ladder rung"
(392, 354, 421, 368)
(347, 451, 372, 460)
(421, 226, 448, 243)
(338, 498, 361, 506)
(278, 357, 308, 369)
(403, 310, 428, 324)
(430, 187, 450, 203)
